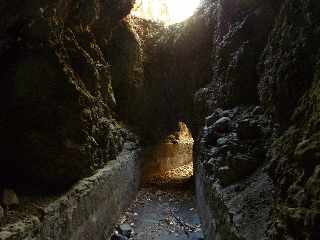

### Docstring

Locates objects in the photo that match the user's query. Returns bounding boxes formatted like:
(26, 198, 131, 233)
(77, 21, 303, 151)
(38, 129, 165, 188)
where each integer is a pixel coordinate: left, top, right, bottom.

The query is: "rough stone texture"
(266, 50, 320, 240)
(195, 106, 276, 239)
(1, 0, 320, 239)
(258, 0, 320, 125)
(0, 142, 141, 240)
(192, 1, 320, 239)
(107, 18, 145, 125)
(209, 0, 277, 108)
(256, 1, 320, 238)
(0, 0, 134, 190)
(192, 0, 277, 139)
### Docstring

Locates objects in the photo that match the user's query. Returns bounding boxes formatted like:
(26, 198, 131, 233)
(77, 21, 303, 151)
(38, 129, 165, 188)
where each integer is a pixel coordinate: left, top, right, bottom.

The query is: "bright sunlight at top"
(131, 0, 201, 25)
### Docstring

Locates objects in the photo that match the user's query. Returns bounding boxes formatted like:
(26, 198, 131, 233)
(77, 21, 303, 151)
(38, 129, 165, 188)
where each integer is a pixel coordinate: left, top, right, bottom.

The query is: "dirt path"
(112, 163, 204, 240)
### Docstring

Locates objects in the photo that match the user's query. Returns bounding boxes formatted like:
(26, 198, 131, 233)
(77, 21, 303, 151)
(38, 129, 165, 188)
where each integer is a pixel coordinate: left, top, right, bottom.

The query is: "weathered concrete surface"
(0, 142, 141, 240)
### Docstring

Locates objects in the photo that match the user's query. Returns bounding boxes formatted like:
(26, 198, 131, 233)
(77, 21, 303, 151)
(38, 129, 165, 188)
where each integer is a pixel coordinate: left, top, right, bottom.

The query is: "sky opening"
(131, 0, 201, 25)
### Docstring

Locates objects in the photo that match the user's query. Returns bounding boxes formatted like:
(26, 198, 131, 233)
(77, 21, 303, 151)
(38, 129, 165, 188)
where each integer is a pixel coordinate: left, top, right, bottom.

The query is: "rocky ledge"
(0, 141, 141, 240)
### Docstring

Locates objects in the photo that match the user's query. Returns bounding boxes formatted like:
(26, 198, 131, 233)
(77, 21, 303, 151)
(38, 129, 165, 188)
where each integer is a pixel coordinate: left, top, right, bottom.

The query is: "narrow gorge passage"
(111, 126, 204, 240)
(114, 166, 203, 240)
(1, 0, 320, 239)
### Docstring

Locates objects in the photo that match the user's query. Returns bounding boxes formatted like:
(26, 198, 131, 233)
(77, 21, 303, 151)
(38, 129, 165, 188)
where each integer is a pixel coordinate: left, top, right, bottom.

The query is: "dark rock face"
(0, 0, 213, 189)
(194, 0, 320, 239)
(196, 106, 276, 239)
(257, 1, 320, 238)
(267, 56, 320, 240)
(0, 0, 134, 190)
(210, 0, 276, 107)
(1, 0, 320, 239)
(258, 0, 320, 125)
(193, 0, 277, 137)
(107, 18, 144, 125)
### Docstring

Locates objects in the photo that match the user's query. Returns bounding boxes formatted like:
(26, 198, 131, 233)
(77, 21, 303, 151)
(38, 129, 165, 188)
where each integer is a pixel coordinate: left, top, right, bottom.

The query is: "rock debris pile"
(201, 106, 277, 186)
(196, 106, 278, 239)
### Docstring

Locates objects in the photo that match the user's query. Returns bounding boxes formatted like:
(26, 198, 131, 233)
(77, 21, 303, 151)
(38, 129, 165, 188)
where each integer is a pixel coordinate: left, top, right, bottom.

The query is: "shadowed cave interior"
(0, 0, 320, 240)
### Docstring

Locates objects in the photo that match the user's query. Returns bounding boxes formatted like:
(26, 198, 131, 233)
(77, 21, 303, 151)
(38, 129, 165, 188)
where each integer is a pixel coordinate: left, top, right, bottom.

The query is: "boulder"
(213, 117, 232, 133)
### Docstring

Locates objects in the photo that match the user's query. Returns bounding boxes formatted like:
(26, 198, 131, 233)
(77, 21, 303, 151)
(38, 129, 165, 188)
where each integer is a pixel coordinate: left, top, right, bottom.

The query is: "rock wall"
(193, 0, 277, 133)
(0, 0, 134, 190)
(259, 1, 320, 238)
(258, 0, 320, 125)
(1, 0, 320, 239)
(194, 0, 320, 239)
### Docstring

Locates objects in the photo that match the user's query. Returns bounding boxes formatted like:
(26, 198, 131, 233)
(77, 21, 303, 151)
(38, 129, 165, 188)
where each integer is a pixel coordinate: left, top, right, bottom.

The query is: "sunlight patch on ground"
(143, 163, 193, 187)
(131, 0, 201, 25)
